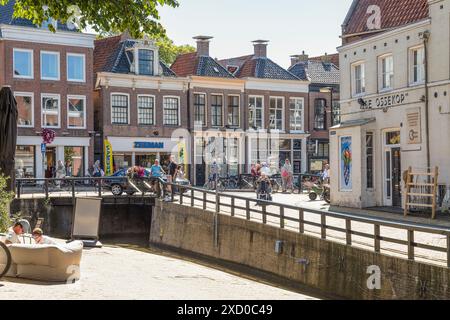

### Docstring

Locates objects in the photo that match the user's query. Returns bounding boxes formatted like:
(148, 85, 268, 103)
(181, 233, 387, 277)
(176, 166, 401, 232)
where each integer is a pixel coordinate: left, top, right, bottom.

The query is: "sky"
(159, 0, 354, 68)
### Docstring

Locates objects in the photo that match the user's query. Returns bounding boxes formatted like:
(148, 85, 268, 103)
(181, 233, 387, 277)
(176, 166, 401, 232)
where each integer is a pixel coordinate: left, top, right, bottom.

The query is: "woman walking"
(281, 159, 294, 193)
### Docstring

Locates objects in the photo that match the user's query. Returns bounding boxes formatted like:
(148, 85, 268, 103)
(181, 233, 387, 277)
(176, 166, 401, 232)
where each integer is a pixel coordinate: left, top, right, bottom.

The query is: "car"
(104, 168, 154, 196)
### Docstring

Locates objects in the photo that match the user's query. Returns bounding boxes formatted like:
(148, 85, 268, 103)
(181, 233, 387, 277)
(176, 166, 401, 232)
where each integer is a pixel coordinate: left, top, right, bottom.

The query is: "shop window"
(386, 131, 400, 145)
(15, 146, 35, 178)
(113, 154, 132, 171)
(64, 147, 84, 177)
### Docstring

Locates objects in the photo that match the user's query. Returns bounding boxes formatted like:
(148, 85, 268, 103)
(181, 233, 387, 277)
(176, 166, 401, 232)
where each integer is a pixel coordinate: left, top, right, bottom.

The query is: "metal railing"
(15, 176, 166, 200)
(165, 183, 450, 268)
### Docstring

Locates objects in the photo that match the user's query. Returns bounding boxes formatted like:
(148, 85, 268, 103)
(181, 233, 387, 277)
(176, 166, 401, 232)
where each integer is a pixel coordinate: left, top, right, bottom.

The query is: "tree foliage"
(156, 36, 195, 65)
(0, 0, 179, 38)
(0, 175, 13, 233)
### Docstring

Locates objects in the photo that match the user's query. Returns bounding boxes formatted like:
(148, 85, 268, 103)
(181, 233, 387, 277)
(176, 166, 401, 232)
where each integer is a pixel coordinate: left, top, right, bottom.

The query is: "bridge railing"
(15, 176, 166, 200)
(165, 183, 450, 268)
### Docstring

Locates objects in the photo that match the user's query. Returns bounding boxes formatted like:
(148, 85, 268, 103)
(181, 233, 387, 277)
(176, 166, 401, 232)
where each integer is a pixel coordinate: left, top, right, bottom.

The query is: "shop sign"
(406, 108, 421, 145)
(134, 142, 165, 149)
(360, 93, 408, 110)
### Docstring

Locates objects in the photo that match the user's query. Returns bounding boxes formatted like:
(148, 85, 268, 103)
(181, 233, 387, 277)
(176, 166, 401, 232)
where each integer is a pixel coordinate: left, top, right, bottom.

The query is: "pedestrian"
(55, 160, 66, 188)
(167, 155, 178, 194)
(281, 159, 294, 193)
(93, 160, 104, 177)
(322, 164, 330, 184)
(32, 228, 57, 245)
(209, 160, 220, 190)
(150, 159, 165, 197)
(4, 222, 24, 245)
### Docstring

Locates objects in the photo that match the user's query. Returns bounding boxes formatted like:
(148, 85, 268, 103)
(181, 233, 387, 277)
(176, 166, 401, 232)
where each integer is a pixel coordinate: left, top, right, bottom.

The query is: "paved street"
(0, 243, 317, 300)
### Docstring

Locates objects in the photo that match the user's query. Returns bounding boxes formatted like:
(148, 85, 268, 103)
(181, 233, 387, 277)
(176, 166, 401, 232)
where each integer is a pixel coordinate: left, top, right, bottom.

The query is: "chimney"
(253, 40, 269, 58)
(290, 51, 309, 66)
(321, 53, 331, 64)
(193, 36, 213, 56)
(121, 30, 131, 42)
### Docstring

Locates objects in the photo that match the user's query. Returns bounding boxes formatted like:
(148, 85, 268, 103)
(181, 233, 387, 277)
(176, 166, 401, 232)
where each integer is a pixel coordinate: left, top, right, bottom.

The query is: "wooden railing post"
(280, 206, 284, 229)
(203, 192, 207, 210)
(346, 219, 352, 245)
(374, 224, 381, 253)
(231, 197, 235, 217)
(180, 189, 183, 205)
(447, 235, 450, 268)
(16, 180, 21, 199)
(97, 178, 102, 197)
(44, 179, 49, 200)
(298, 209, 304, 234)
(321, 213, 326, 239)
(71, 179, 75, 204)
(246, 200, 250, 220)
(262, 205, 267, 224)
(191, 189, 194, 207)
(408, 229, 415, 261)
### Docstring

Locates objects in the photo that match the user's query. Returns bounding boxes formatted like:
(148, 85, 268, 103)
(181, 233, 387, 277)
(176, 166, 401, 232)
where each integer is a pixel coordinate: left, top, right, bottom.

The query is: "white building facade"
(331, 0, 450, 209)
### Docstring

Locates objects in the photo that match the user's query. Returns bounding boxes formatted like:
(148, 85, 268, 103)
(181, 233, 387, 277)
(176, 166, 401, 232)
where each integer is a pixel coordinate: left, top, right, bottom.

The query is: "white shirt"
(5, 228, 21, 244)
(36, 235, 57, 245)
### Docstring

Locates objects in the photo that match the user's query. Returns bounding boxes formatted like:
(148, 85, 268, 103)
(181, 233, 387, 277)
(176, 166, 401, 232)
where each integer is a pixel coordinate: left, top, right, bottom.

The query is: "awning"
(330, 118, 376, 129)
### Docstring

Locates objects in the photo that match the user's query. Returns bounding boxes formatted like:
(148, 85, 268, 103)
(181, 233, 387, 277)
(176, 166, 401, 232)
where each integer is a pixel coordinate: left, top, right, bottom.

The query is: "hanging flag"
(104, 139, 114, 176)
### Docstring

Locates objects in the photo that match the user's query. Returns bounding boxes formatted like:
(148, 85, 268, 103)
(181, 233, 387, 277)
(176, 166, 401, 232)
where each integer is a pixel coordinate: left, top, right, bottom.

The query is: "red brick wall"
(2, 40, 94, 138)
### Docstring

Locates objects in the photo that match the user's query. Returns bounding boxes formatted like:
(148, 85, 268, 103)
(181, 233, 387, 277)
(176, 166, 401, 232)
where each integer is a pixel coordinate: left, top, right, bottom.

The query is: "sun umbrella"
(0, 86, 18, 191)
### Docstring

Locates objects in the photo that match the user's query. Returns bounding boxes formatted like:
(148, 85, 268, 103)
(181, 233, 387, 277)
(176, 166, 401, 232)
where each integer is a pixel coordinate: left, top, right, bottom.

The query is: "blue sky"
(159, 0, 354, 68)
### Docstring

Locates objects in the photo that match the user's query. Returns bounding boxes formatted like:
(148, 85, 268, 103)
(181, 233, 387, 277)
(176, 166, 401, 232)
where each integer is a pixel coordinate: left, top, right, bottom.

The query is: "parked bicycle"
(217, 175, 239, 192)
(0, 240, 11, 279)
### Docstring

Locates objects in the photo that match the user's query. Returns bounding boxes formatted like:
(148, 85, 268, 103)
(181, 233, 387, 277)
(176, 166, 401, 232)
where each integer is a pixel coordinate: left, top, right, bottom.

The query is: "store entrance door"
(45, 147, 56, 178)
(383, 131, 402, 207)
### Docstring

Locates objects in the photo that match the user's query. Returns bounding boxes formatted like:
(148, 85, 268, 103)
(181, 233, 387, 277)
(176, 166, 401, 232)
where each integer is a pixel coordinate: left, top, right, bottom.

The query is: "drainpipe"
(422, 31, 431, 171)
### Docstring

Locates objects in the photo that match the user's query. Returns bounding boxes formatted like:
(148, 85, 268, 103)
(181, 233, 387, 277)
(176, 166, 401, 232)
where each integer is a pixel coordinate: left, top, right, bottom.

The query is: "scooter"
(308, 180, 331, 203)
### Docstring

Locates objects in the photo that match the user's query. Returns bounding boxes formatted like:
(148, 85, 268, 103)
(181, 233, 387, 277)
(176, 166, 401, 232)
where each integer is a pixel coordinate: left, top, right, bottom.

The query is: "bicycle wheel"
(0, 241, 12, 279)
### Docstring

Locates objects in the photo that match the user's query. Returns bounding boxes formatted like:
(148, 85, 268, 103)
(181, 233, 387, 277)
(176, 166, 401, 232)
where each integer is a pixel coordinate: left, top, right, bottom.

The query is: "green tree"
(0, 0, 179, 38)
(156, 36, 195, 65)
(0, 175, 14, 233)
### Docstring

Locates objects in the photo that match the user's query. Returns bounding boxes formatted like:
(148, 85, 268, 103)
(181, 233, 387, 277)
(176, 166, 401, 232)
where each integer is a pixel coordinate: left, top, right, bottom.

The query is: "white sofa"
(1, 241, 83, 282)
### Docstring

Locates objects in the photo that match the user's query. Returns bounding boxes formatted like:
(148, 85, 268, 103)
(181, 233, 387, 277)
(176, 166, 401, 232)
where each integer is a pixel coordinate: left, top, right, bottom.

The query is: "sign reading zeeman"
(361, 93, 408, 110)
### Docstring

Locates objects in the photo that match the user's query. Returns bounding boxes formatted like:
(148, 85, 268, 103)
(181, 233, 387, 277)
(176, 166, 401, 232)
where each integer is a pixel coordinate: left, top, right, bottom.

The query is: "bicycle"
(239, 175, 256, 190)
(0, 240, 12, 279)
(269, 174, 282, 193)
(217, 175, 239, 192)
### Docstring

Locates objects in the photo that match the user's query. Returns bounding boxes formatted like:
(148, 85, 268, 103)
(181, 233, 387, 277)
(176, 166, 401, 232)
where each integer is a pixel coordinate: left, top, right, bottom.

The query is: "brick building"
(289, 52, 340, 173)
(93, 33, 189, 174)
(0, 1, 96, 179)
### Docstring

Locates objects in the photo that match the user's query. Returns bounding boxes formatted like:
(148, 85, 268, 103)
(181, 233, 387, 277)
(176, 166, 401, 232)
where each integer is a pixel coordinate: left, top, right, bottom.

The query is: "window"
(138, 49, 154, 76)
(138, 95, 155, 125)
(15, 146, 35, 178)
(211, 95, 223, 127)
(316, 142, 329, 157)
(41, 51, 60, 80)
(269, 97, 284, 130)
(15, 93, 33, 127)
(13, 49, 33, 78)
(380, 55, 394, 90)
(332, 100, 341, 126)
(67, 96, 86, 129)
(163, 97, 179, 126)
(227, 96, 240, 127)
(111, 94, 129, 125)
(411, 46, 425, 84)
(64, 147, 84, 177)
(67, 53, 86, 82)
(353, 62, 365, 95)
(42, 94, 60, 128)
(249, 96, 263, 129)
(366, 133, 374, 189)
(289, 98, 304, 131)
(314, 99, 326, 130)
(194, 94, 206, 126)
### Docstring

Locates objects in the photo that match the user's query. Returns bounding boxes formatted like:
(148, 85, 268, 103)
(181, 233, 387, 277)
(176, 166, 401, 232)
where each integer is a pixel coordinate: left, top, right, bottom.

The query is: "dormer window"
(138, 49, 154, 76)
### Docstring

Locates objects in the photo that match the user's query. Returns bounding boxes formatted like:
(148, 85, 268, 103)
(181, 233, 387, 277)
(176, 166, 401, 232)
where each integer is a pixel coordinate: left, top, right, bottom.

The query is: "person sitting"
(256, 173, 273, 202)
(32, 228, 57, 245)
(5, 222, 24, 245)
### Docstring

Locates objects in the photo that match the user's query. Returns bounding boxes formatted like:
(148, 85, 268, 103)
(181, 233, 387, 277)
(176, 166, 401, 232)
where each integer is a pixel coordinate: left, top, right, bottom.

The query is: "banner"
(104, 139, 114, 176)
(178, 140, 188, 179)
(340, 136, 352, 191)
